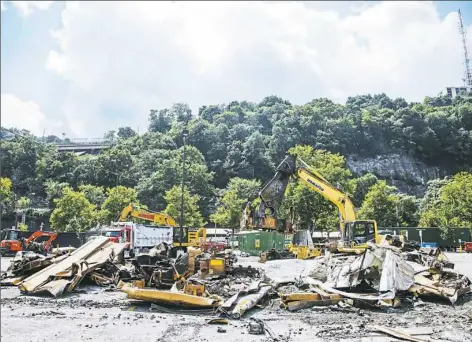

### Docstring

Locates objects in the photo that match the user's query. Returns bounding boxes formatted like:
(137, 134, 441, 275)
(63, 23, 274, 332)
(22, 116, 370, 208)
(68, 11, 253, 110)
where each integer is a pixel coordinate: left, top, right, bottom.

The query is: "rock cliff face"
(346, 154, 447, 196)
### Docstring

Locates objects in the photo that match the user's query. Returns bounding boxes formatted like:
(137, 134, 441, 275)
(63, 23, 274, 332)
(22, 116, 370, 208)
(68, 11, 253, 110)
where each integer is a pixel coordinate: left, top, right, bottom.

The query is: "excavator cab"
(1, 229, 19, 242)
(0, 229, 22, 256)
(343, 220, 379, 248)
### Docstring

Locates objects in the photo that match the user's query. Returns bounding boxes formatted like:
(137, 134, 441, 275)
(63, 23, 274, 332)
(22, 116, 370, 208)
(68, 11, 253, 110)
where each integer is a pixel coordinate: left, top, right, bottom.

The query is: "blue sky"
(436, 1, 472, 22)
(1, 1, 472, 138)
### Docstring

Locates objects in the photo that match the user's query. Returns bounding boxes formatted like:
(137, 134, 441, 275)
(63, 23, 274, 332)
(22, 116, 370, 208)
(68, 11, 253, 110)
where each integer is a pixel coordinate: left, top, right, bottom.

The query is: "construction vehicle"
(119, 204, 177, 227)
(118, 204, 206, 253)
(241, 201, 277, 230)
(255, 155, 389, 253)
(0, 229, 58, 256)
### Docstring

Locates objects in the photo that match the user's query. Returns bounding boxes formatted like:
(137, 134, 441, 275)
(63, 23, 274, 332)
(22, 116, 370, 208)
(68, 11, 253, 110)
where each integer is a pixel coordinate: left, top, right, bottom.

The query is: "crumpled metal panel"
(304, 277, 396, 301)
(324, 245, 415, 293)
(230, 284, 272, 319)
(19, 236, 126, 297)
(379, 250, 415, 292)
(19, 237, 111, 293)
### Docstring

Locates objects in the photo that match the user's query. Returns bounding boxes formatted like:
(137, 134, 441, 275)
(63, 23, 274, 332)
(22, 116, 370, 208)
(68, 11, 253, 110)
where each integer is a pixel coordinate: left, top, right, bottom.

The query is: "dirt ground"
(1, 253, 472, 342)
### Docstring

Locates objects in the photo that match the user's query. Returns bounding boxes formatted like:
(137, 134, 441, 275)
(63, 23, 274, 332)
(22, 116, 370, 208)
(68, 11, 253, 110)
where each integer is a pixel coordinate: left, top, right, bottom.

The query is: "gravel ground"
(1, 253, 472, 342)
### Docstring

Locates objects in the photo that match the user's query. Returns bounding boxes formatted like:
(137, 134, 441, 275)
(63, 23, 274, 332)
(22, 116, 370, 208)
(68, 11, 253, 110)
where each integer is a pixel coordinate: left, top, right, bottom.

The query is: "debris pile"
(1, 237, 126, 297)
(280, 242, 471, 311)
(2, 238, 471, 321)
(1, 251, 57, 286)
(259, 248, 294, 263)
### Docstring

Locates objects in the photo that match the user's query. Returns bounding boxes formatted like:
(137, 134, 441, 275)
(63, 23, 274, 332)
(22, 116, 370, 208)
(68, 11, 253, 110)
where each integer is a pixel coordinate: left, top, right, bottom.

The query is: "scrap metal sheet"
(19, 237, 125, 297)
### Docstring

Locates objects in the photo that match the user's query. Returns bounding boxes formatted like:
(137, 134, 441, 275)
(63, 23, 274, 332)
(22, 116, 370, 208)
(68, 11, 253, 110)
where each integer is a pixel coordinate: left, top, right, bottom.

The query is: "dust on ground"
(1, 253, 472, 342)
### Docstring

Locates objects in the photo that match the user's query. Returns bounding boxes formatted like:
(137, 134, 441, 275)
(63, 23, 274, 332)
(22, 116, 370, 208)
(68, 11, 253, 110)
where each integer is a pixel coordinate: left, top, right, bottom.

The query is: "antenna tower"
(458, 9, 472, 86)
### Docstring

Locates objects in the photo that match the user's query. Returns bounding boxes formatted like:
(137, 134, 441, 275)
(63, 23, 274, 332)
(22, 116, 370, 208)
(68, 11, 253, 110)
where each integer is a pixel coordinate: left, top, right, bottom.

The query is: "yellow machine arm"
(259, 155, 380, 246)
(119, 204, 177, 227)
(295, 159, 357, 227)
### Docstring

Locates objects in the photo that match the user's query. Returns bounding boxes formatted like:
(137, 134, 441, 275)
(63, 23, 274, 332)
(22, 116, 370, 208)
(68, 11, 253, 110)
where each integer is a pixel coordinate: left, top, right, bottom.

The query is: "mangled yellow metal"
(119, 281, 220, 308)
(280, 291, 343, 311)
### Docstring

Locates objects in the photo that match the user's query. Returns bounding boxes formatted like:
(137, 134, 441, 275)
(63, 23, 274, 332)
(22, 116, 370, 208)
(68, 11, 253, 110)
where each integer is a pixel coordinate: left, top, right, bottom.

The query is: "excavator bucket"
(258, 155, 297, 217)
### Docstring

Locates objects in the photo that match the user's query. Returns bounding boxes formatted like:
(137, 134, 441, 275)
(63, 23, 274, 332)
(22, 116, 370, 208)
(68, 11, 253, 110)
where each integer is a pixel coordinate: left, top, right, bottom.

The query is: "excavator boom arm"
(258, 155, 357, 225)
(257, 154, 380, 247)
(24, 231, 58, 250)
(130, 211, 177, 227)
(296, 168, 357, 222)
(119, 204, 177, 227)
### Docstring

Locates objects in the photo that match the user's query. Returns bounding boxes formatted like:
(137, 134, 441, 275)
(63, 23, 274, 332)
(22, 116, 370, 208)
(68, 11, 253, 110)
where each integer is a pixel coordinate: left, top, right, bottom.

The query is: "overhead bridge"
(56, 139, 112, 155)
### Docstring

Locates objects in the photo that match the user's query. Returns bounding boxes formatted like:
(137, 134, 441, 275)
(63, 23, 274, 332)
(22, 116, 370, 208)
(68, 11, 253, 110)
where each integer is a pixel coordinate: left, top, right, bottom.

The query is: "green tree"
(418, 178, 451, 217)
(79, 185, 106, 207)
(0, 177, 14, 216)
(358, 181, 418, 227)
(210, 178, 261, 228)
(358, 181, 399, 227)
(18, 223, 28, 231)
(0, 135, 46, 196)
(419, 172, 472, 238)
(16, 196, 32, 227)
(72, 155, 101, 186)
(169, 103, 193, 124)
(211, 191, 244, 229)
(50, 188, 97, 232)
(44, 180, 70, 208)
(117, 126, 137, 140)
(396, 194, 419, 227)
(351, 173, 378, 207)
(37, 149, 79, 185)
(164, 185, 205, 227)
(103, 130, 116, 143)
(136, 145, 214, 214)
(149, 109, 172, 133)
(16, 196, 31, 212)
(101, 186, 140, 223)
(96, 147, 135, 188)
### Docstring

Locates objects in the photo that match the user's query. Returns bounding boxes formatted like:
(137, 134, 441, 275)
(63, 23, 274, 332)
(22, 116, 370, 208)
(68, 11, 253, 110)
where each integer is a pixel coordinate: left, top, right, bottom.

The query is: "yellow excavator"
(118, 204, 206, 249)
(255, 155, 389, 253)
(119, 204, 177, 226)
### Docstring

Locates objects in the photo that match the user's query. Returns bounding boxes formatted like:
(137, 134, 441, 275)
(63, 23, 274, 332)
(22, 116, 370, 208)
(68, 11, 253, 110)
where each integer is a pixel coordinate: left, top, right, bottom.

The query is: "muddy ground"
(1, 253, 472, 342)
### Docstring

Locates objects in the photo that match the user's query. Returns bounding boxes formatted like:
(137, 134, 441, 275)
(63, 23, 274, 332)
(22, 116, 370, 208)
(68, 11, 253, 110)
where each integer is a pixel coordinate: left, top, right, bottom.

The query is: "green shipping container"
(237, 230, 285, 256)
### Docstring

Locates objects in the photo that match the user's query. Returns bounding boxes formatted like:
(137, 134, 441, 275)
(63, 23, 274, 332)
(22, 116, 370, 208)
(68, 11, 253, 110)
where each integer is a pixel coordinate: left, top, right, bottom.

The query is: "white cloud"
(11, 1, 53, 17)
(44, 1, 471, 137)
(1, 94, 47, 135)
(1, 1, 6, 12)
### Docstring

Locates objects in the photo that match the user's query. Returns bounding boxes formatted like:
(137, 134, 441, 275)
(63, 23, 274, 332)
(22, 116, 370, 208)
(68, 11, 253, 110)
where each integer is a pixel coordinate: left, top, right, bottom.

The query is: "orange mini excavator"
(0, 229, 58, 256)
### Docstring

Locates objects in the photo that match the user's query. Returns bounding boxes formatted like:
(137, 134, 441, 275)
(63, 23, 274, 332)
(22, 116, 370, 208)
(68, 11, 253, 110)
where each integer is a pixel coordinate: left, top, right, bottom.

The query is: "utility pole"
(179, 129, 189, 249)
(14, 193, 18, 230)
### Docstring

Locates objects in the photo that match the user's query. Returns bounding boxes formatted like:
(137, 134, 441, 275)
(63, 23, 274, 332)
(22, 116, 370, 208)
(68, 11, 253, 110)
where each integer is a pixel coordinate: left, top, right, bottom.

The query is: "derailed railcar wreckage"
(1, 238, 471, 334)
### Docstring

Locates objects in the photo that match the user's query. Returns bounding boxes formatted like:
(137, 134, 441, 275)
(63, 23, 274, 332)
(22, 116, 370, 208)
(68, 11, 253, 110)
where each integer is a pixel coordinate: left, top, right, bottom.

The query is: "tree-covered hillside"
(1, 93, 472, 237)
